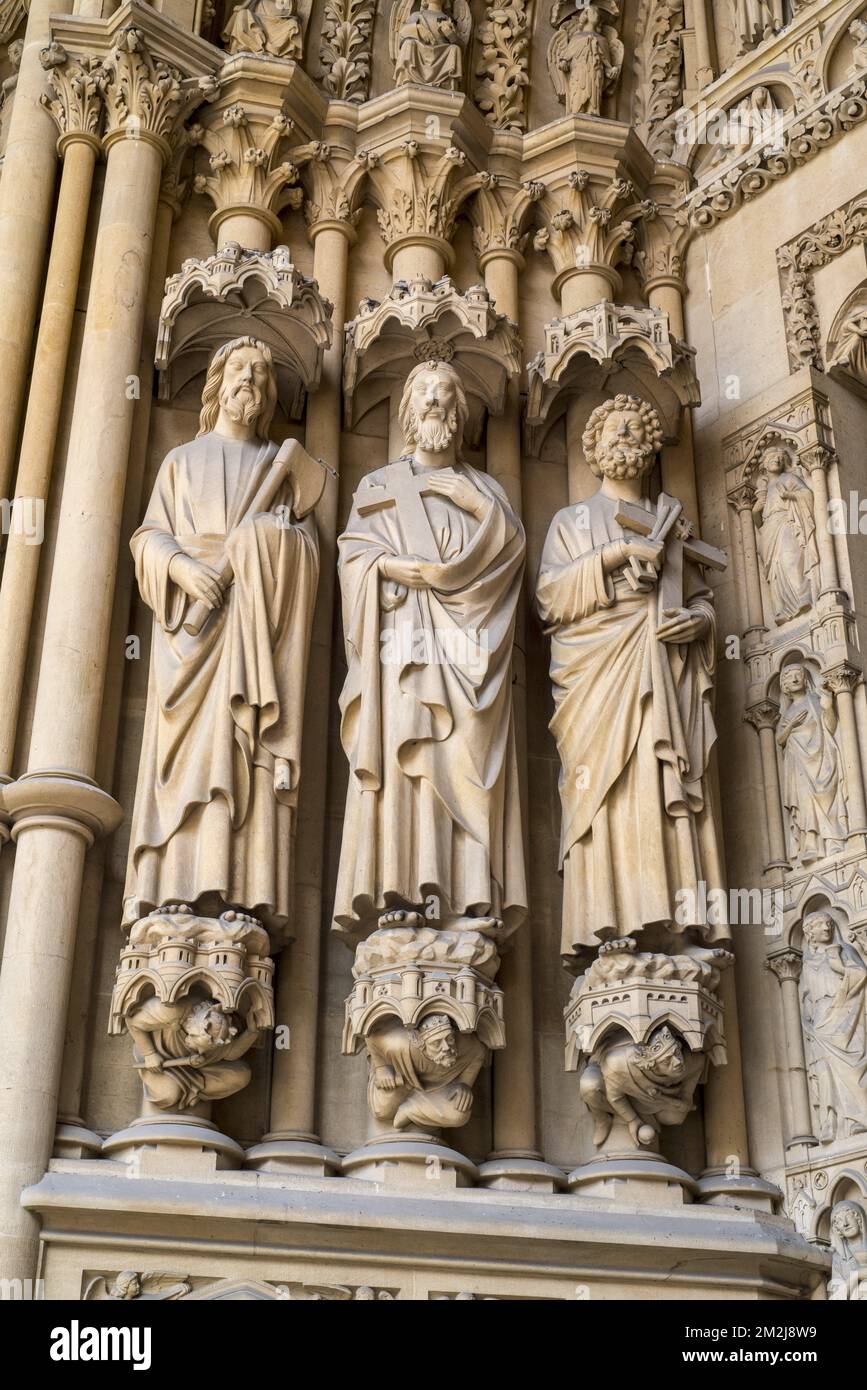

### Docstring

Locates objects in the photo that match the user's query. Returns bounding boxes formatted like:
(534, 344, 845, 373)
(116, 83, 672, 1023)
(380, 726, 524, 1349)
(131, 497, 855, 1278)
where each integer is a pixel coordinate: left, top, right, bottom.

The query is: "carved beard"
(412, 408, 457, 453)
(220, 380, 263, 427)
(597, 440, 655, 480)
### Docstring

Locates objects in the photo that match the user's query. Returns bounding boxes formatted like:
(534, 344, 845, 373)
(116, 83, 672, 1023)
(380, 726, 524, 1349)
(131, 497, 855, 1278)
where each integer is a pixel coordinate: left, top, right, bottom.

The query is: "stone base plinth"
(566, 1152, 698, 1206)
(341, 1135, 478, 1187)
(245, 1133, 341, 1176)
(101, 1114, 244, 1173)
(23, 1161, 830, 1301)
(477, 1155, 566, 1192)
(696, 1167, 781, 1212)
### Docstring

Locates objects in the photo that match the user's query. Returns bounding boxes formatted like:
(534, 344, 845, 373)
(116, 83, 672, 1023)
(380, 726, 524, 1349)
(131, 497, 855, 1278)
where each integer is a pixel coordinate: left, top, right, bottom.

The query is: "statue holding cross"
(536, 393, 729, 958)
(333, 359, 527, 946)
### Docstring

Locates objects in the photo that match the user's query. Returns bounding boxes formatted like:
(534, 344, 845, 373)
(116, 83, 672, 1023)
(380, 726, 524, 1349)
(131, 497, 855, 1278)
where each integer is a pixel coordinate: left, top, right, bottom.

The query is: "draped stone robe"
(123, 431, 319, 933)
(333, 458, 527, 941)
(536, 491, 726, 955)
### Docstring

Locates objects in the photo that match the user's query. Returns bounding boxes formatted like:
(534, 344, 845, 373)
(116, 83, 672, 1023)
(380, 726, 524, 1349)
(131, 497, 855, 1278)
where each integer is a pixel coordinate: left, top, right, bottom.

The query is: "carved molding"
(632, 0, 685, 161)
(778, 192, 867, 371)
(682, 75, 867, 232)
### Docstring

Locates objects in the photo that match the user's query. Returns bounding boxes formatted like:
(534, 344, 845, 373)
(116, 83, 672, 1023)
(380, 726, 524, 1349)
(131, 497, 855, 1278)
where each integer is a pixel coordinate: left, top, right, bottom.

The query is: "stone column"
(690, 0, 715, 89)
(728, 486, 766, 633)
(697, 965, 779, 1208)
(55, 176, 178, 1160)
(475, 242, 561, 1192)
(0, 0, 74, 505)
(802, 445, 843, 600)
(0, 26, 193, 1280)
(247, 215, 352, 1175)
(824, 666, 867, 835)
(766, 949, 817, 1147)
(0, 49, 102, 788)
(645, 272, 699, 525)
(560, 262, 621, 507)
(744, 701, 790, 870)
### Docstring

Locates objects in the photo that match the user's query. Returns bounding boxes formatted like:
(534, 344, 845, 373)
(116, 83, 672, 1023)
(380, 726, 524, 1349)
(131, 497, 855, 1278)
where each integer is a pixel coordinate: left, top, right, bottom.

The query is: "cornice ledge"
(47, 0, 223, 76)
(521, 115, 655, 191)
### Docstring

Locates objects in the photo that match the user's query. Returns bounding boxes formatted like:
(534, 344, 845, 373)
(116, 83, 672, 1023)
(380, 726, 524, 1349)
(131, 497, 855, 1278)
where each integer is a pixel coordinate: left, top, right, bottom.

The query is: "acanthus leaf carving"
(319, 0, 376, 102)
(39, 41, 102, 145)
(473, 0, 531, 131)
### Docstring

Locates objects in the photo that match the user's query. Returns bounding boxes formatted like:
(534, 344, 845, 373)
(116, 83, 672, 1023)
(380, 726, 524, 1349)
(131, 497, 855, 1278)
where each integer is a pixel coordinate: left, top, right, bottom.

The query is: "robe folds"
(123, 432, 319, 932)
(536, 490, 727, 954)
(333, 458, 527, 940)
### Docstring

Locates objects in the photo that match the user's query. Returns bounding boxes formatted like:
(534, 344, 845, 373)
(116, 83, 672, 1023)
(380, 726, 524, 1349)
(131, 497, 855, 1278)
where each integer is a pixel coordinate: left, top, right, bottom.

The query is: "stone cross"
(615, 493, 727, 615)
(355, 458, 443, 561)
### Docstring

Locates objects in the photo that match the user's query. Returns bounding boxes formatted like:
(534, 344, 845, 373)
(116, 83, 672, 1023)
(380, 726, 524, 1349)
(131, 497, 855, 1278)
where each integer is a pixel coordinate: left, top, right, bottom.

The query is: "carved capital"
(189, 101, 302, 238)
(98, 26, 214, 159)
(822, 664, 861, 696)
(469, 175, 543, 268)
(533, 172, 648, 286)
(291, 141, 368, 239)
(744, 699, 780, 732)
(766, 948, 803, 984)
(728, 484, 757, 513)
(40, 43, 102, 152)
(801, 442, 837, 474)
(367, 140, 474, 263)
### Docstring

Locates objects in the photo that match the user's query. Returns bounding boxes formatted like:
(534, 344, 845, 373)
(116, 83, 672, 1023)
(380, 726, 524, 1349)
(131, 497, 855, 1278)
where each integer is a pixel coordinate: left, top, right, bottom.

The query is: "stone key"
(355, 457, 445, 562)
(615, 493, 727, 618)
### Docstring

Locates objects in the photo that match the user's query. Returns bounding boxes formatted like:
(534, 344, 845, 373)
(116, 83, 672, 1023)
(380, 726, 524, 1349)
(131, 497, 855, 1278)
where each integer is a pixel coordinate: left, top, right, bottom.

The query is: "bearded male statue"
(536, 393, 726, 958)
(333, 359, 527, 945)
(123, 336, 320, 937)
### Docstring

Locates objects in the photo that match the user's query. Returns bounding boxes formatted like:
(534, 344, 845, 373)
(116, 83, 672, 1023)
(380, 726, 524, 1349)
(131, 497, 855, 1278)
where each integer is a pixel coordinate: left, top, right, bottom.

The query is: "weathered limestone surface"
(0, 0, 866, 1300)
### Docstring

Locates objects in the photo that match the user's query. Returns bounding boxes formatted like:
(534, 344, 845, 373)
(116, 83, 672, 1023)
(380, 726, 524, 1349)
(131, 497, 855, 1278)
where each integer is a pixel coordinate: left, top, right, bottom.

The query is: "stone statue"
(708, 86, 783, 167)
(367, 1013, 486, 1130)
(124, 994, 260, 1110)
(222, 0, 303, 59)
(333, 359, 527, 944)
(734, 0, 784, 54)
(776, 663, 848, 864)
(547, 2, 624, 117)
(751, 445, 819, 623)
(389, 0, 471, 92)
(828, 304, 867, 384)
(85, 1271, 192, 1301)
(123, 337, 320, 937)
(850, 18, 867, 75)
(800, 910, 867, 1142)
(828, 1200, 867, 1299)
(536, 393, 727, 955)
(579, 1024, 705, 1148)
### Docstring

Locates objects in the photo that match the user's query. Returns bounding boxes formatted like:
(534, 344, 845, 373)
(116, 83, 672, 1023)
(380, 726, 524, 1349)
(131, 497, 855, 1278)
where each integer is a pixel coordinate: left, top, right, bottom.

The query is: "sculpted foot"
(377, 909, 425, 930)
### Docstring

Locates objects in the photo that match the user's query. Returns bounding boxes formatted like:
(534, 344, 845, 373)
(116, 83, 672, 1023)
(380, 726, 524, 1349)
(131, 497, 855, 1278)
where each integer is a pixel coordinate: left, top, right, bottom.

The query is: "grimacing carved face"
(408, 367, 459, 453)
(595, 408, 655, 480)
(218, 345, 272, 427)
(182, 1001, 236, 1053)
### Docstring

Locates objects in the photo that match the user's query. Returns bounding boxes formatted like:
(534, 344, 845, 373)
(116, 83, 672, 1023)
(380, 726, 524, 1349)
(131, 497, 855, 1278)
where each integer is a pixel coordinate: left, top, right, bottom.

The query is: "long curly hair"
(398, 359, 469, 455)
(581, 393, 664, 477)
(197, 336, 278, 441)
